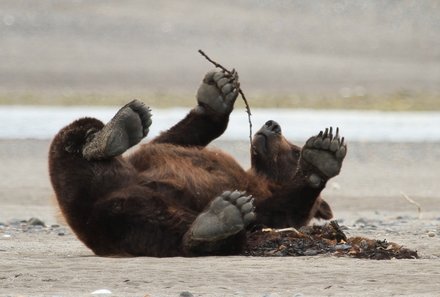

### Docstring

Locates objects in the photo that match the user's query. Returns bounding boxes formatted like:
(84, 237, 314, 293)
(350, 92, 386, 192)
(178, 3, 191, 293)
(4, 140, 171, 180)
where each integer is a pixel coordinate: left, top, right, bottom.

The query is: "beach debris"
(91, 289, 112, 295)
(400, 192, 422, 219)
(243, 221, 418, 260)
(0, 217, 420, 259)
(0, 218, 69, 236)
(179, 291, 194, 297)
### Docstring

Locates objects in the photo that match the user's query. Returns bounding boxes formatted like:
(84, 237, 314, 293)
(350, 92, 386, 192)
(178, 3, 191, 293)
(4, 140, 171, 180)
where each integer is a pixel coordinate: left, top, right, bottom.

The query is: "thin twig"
(262, 227, 302, 236)
(198, 49, 253, 146)
(400, 191, 422, 219)
(274, 227, 301, 235)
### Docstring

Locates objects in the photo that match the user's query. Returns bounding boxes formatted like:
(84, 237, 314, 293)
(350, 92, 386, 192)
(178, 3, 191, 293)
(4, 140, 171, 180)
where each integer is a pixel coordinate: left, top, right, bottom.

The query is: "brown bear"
(48, 70, 346, 257)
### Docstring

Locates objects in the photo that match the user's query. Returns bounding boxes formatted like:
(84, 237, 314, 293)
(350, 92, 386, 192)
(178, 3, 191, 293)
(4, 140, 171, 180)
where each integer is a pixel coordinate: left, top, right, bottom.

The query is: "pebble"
(91, 289, 112, 295)
(28, 217, 46, 227)
(427, 232, 436, 237)
(179, 292, 194, 297)
(0, 218, 72, 238)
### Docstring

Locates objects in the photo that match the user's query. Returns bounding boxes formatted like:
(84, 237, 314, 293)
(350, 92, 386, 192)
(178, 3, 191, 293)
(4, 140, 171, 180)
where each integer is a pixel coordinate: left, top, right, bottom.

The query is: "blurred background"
(1, 0, 439, 109)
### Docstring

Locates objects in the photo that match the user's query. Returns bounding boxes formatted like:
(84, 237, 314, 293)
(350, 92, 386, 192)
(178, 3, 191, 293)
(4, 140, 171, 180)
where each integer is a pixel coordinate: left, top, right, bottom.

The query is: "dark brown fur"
(49, 107, 333, 257)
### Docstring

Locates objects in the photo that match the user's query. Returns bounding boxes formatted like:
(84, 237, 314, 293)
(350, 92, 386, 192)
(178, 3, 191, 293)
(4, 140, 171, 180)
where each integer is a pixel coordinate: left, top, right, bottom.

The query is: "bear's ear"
(64, 128, 98, 154)
(64, 141, 82, 154)
(313, 198, 333, 220)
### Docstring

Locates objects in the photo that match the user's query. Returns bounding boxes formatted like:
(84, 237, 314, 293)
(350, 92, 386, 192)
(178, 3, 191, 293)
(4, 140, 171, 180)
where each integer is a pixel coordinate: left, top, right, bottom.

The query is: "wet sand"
(1, 139, 440, 296)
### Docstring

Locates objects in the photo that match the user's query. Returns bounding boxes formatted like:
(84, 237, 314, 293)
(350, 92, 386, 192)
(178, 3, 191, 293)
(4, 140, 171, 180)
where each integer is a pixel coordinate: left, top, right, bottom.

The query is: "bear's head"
(50, 117, 104, 158)
(251, 120, 301, 183)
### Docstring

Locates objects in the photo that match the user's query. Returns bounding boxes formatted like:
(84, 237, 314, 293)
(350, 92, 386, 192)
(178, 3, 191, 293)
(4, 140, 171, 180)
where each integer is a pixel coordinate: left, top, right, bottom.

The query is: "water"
(1, 106, 439, 142)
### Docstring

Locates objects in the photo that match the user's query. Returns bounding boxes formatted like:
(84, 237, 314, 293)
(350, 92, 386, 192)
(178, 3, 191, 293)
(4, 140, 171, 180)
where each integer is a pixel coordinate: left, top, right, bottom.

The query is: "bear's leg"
(183, 190, 256, 256)
(87, 189, 200, 257)
(254, 128, 346, 228)
(152, 70, 240, 147)
(300, 127, 347, 188)
(82, 100, 152, 160)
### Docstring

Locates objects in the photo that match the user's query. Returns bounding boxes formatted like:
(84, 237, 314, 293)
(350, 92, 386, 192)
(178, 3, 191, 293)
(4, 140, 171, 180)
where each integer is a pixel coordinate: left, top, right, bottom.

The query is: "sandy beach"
(1, 139, 440, 296)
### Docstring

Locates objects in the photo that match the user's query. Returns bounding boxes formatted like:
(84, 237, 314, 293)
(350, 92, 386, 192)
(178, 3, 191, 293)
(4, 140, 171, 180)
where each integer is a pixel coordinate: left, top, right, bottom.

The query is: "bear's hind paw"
(82, 100, 152, 160)
(187, 190, 255, 242)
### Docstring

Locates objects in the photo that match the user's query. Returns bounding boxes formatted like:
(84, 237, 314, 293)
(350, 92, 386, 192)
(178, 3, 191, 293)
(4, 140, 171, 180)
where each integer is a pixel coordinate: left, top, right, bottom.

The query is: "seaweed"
(243, 221, 418, 260)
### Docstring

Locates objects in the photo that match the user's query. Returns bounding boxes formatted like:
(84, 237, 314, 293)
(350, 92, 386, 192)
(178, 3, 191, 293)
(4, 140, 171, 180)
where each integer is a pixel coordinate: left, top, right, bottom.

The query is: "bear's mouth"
(252, 132, 268, 156)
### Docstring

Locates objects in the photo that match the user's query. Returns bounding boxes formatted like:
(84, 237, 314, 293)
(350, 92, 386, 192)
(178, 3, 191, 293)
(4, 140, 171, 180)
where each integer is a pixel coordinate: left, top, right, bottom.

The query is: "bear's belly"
(132, 144, 249, 210)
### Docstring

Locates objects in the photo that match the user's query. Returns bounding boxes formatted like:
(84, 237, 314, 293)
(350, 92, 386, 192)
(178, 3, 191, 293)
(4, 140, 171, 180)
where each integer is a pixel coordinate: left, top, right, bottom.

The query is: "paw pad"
(197, 70, 240, 114)
(220, 190, 255, 226)
(302, 127, 347, 181)
(126, 100, 152, 137)
(188, 190, 256, 242)
(305, 127, 347, 161)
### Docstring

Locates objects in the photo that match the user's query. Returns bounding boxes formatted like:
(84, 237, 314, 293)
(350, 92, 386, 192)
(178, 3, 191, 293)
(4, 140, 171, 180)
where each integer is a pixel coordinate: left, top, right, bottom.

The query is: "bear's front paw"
(196, 70, 240, 115)
(300, 127, 347, 187)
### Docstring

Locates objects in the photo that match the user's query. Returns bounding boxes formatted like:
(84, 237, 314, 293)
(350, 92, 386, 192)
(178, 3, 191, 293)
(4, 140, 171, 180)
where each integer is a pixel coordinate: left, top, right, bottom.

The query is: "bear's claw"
(301, 127, 347, 187)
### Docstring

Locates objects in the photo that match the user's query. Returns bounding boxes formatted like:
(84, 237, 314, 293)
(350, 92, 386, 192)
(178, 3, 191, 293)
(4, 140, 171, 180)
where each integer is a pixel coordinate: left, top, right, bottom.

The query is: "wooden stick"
(400, 192, 422, 219)
(198, 49, 253, 146)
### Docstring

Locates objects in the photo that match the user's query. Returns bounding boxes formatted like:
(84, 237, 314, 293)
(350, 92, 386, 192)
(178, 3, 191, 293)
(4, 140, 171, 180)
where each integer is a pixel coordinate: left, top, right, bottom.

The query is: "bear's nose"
(265, 120, 282, 134)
